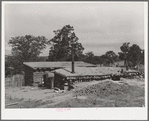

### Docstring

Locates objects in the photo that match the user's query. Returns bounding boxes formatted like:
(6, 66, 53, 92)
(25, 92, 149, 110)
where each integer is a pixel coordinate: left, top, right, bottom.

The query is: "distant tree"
(7, 35, 48, 75)
(92, 56, 103, 65)
(48, 25, 84, 61)
(84, 51, 94, 64)
(105, 51, 118, 66)
(99, 54, 107, 66)
(75, 53, 86, 61)
(83, 51, 118, 66)
(118, 42, 130, 70)
(38, 56, 48, 62)
(5, 56, 12, 76)
(141, 50, 144, 65)
(5, 56, 23, 77)
(8, 35, 48, 63)
(128, 44, 143, 70)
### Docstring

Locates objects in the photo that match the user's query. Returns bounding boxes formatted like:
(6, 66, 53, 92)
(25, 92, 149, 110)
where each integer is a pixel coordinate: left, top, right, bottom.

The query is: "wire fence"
(5, 74, 25, 88)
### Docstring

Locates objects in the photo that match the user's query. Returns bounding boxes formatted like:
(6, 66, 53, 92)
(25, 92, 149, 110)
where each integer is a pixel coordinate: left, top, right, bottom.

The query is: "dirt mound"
(74, 80, 134, 98)
(45, 79, 144, 108)
(5, 79, 144, 108)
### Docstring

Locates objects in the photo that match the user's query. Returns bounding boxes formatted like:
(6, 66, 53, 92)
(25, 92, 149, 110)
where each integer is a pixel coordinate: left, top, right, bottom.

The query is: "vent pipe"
(71, 43, 75, 73)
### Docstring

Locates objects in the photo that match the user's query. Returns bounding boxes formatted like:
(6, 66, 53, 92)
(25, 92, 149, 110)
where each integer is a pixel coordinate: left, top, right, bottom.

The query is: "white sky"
(4, 2, 144, 56)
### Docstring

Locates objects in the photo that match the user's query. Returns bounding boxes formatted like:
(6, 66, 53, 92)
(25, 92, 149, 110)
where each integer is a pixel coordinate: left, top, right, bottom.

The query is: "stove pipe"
(71, 43, 75, 73)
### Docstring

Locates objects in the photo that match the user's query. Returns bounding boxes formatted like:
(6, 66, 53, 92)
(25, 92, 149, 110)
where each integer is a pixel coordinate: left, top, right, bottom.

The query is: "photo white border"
(1, 1, 148, 120)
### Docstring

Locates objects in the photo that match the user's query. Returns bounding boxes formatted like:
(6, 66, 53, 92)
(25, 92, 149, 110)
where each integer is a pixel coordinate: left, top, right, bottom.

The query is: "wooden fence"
(5, 74, 25, 88)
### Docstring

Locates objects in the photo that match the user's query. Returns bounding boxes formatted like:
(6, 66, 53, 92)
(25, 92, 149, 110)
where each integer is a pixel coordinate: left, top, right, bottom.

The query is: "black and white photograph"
(1, 1, 148, 120)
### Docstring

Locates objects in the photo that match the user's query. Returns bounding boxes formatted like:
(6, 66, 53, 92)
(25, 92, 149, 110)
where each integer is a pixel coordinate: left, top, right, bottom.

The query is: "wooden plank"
(6, 102, 19, 106)
(33, 75, 43, 78)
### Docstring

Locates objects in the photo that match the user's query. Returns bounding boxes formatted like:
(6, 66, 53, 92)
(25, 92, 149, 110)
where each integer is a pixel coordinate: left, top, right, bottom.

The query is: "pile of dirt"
(49, 79, 144, 107)
(74, 80, 134, 98)
(5, 79, 145, 108)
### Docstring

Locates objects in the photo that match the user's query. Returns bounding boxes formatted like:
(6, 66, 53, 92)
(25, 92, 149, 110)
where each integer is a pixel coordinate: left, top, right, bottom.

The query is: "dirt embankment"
(5, 78, 145, 108)
(48, 79, 145, 108)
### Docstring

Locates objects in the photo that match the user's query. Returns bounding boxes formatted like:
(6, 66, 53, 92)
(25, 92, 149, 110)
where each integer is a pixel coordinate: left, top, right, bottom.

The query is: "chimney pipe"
(71, 43, 75, 73)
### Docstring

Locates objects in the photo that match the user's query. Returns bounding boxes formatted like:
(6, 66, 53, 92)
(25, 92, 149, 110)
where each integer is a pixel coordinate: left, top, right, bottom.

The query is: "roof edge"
(23, 63, 35, 70)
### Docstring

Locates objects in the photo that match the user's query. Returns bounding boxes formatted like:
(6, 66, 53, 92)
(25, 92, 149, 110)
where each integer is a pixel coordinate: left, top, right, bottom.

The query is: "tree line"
(5, 25, 144, 76)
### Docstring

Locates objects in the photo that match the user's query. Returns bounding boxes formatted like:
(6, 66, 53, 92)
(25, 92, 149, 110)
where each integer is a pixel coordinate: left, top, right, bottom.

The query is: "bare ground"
(5, 78, 145, 108)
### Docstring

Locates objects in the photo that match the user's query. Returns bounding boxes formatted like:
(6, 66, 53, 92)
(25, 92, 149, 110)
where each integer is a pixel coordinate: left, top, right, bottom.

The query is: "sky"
(4, 2, 145, 56)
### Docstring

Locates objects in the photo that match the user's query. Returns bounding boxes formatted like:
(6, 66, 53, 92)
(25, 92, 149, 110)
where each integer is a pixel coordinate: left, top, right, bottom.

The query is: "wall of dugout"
(64, 72, 144, 84)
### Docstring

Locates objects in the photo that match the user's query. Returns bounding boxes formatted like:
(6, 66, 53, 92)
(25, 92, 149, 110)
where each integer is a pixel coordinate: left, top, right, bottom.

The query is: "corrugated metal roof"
(23, 61, 96, 69)
(54, 67, 121, 77)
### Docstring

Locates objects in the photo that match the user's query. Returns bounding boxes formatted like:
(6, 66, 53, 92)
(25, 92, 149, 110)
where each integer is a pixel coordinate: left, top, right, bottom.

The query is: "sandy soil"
(5, 78, 145, 108)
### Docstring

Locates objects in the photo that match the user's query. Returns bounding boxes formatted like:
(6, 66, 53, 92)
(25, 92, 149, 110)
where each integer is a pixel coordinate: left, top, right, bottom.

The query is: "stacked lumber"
(33, 72, 44, 82)
(32, 72, 44, 86)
